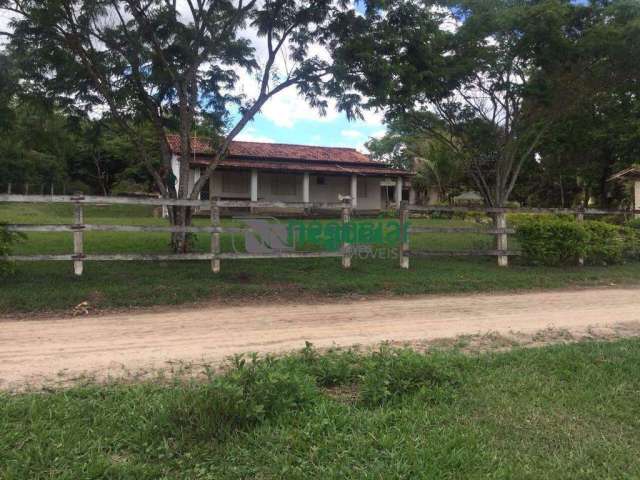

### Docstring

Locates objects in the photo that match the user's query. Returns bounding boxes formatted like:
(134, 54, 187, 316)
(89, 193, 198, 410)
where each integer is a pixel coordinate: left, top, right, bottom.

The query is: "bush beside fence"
(514, 216, 639, 266)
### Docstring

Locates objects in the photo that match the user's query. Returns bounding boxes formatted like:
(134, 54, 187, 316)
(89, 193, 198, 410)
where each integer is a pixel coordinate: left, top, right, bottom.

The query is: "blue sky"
(234, 109, 386, 151)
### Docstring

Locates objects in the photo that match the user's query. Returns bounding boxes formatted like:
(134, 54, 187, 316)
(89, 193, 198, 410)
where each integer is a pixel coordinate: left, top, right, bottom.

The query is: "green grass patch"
(2, 340, 640, 478)
(2, 203, 640, 315)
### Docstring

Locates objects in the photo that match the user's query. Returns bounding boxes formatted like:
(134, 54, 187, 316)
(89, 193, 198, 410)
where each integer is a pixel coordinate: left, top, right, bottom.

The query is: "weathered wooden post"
(210, 196, 221, 273)
(72, 192, 84, 276)
(6, 182, 10, 194)
(495, 211, 508, 267)
(634, 180, 640, 220)
(399, 201, 410, 269)
(576, 207, 585, 266)
(341, 196, 352, 269)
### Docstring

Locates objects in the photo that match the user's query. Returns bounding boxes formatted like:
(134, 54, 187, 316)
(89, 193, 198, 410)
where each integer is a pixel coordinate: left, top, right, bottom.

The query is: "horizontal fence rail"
(407, 204, 640, 216)
(0, 194, 348, 210)
(8, 251, 343, 262)
(408, 250, 521, 257)
(4, 224, 246, 234)
(409, 226, 516, 234)
(1, 194, 354, 276)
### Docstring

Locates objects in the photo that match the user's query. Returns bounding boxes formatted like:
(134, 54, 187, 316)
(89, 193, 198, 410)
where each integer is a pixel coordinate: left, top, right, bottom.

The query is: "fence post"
(576, 207, 585, 266)
(399, 201, 410, 269)
(210, 196, 221, 273)
(7, 182, 10, 194)
(341, 196, 352, 269)
(495, 211, 508, 267)
(72, 192, 84, 276)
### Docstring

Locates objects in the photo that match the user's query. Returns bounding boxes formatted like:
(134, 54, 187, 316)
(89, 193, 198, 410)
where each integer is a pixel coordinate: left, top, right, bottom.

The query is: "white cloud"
(259, 88, 340, 128)
(341, 129, 364, 138)
(359, 108, 385, 127)
(234, 127, 275, 143)
(356, 142, 370, 154)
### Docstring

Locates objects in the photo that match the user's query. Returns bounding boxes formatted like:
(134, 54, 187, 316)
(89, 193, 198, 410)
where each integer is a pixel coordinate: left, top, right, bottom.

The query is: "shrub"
(514, 216, 638, 266)
(0, 224, 25, 277)
(359, 347, 457, 407)
(582, 221, 625, 265)
(621, 225, 640, 261)
(514, 216, 587, 266)
(626, 218, 640, 230)
(296, 343, 363, 387)
(170, 354, 317, 439)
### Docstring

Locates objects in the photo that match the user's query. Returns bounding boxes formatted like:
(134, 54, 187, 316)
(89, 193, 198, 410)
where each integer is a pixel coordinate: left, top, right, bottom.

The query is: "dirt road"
(2, 287, 640, 390)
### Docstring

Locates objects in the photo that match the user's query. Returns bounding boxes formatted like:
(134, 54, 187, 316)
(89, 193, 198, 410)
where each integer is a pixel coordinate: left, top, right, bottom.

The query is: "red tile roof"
(166, 134, 413, 176)
(190, 157, 408, 176)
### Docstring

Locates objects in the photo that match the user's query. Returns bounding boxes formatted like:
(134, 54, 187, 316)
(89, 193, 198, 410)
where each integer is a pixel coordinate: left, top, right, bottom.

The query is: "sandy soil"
(2, 287, 640, 391)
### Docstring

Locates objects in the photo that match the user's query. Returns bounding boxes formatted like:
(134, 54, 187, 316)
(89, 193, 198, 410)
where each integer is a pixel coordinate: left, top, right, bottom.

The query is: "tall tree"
(533, 0, 640, 208)
(329, 0, 575, 207)
(1, 0, 341, 250)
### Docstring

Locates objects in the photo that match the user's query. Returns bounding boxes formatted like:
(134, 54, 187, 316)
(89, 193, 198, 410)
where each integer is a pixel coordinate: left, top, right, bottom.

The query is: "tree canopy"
(330, 0, 640, 207)
(0, 0, 639, 215)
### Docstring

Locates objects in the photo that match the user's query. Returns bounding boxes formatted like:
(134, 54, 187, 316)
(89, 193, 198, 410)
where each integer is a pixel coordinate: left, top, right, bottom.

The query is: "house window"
(271, 175, 297, 196)
(316, 176, 326, 185)
(222, 171, 249, 194)
(358, 179, 368, 198)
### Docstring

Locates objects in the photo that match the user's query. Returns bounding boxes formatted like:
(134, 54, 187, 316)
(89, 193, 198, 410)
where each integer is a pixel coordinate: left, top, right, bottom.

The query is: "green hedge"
(514, 216, 638, 266)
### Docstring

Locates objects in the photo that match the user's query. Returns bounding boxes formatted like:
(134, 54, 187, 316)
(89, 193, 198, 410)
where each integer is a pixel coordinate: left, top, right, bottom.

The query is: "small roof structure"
(166, 134, 414, 177)
(607, 166, 640, 182)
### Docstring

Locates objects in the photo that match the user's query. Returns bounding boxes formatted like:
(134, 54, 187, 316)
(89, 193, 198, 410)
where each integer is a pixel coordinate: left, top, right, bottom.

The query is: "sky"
(232, 100, 387, 152)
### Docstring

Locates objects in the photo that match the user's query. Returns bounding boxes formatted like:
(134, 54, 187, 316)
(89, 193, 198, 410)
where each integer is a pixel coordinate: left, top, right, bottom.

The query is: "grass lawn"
(2, 339, 640, 479)
(2, 203, 640, 315)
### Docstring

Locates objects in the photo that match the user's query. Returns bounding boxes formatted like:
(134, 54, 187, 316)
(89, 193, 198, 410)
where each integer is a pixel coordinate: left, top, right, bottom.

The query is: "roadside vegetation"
(2, 339, 640, 478)
(1, 204, 640, 315)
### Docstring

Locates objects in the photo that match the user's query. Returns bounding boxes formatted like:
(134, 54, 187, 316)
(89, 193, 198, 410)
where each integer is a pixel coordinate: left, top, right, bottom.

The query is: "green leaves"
(514, 216, 633, 267)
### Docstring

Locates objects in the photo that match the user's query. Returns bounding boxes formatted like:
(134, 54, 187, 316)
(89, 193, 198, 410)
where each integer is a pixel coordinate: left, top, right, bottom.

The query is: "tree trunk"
(169, 205, 193, 253)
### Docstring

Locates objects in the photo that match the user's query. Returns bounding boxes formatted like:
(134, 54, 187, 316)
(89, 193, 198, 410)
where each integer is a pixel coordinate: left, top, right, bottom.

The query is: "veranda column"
(250, 169, 258, 202)
(409, 187, 416, 205)
(395, 176, 403, 209)
(350, 175, 358, 209)
(302, 172, 310, 203)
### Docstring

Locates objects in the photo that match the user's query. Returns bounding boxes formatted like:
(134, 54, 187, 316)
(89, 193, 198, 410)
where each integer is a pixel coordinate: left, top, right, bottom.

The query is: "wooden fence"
(2, 194, 637, 274)
(0, 193, 353, 276)
(397, 202, 638, 269)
